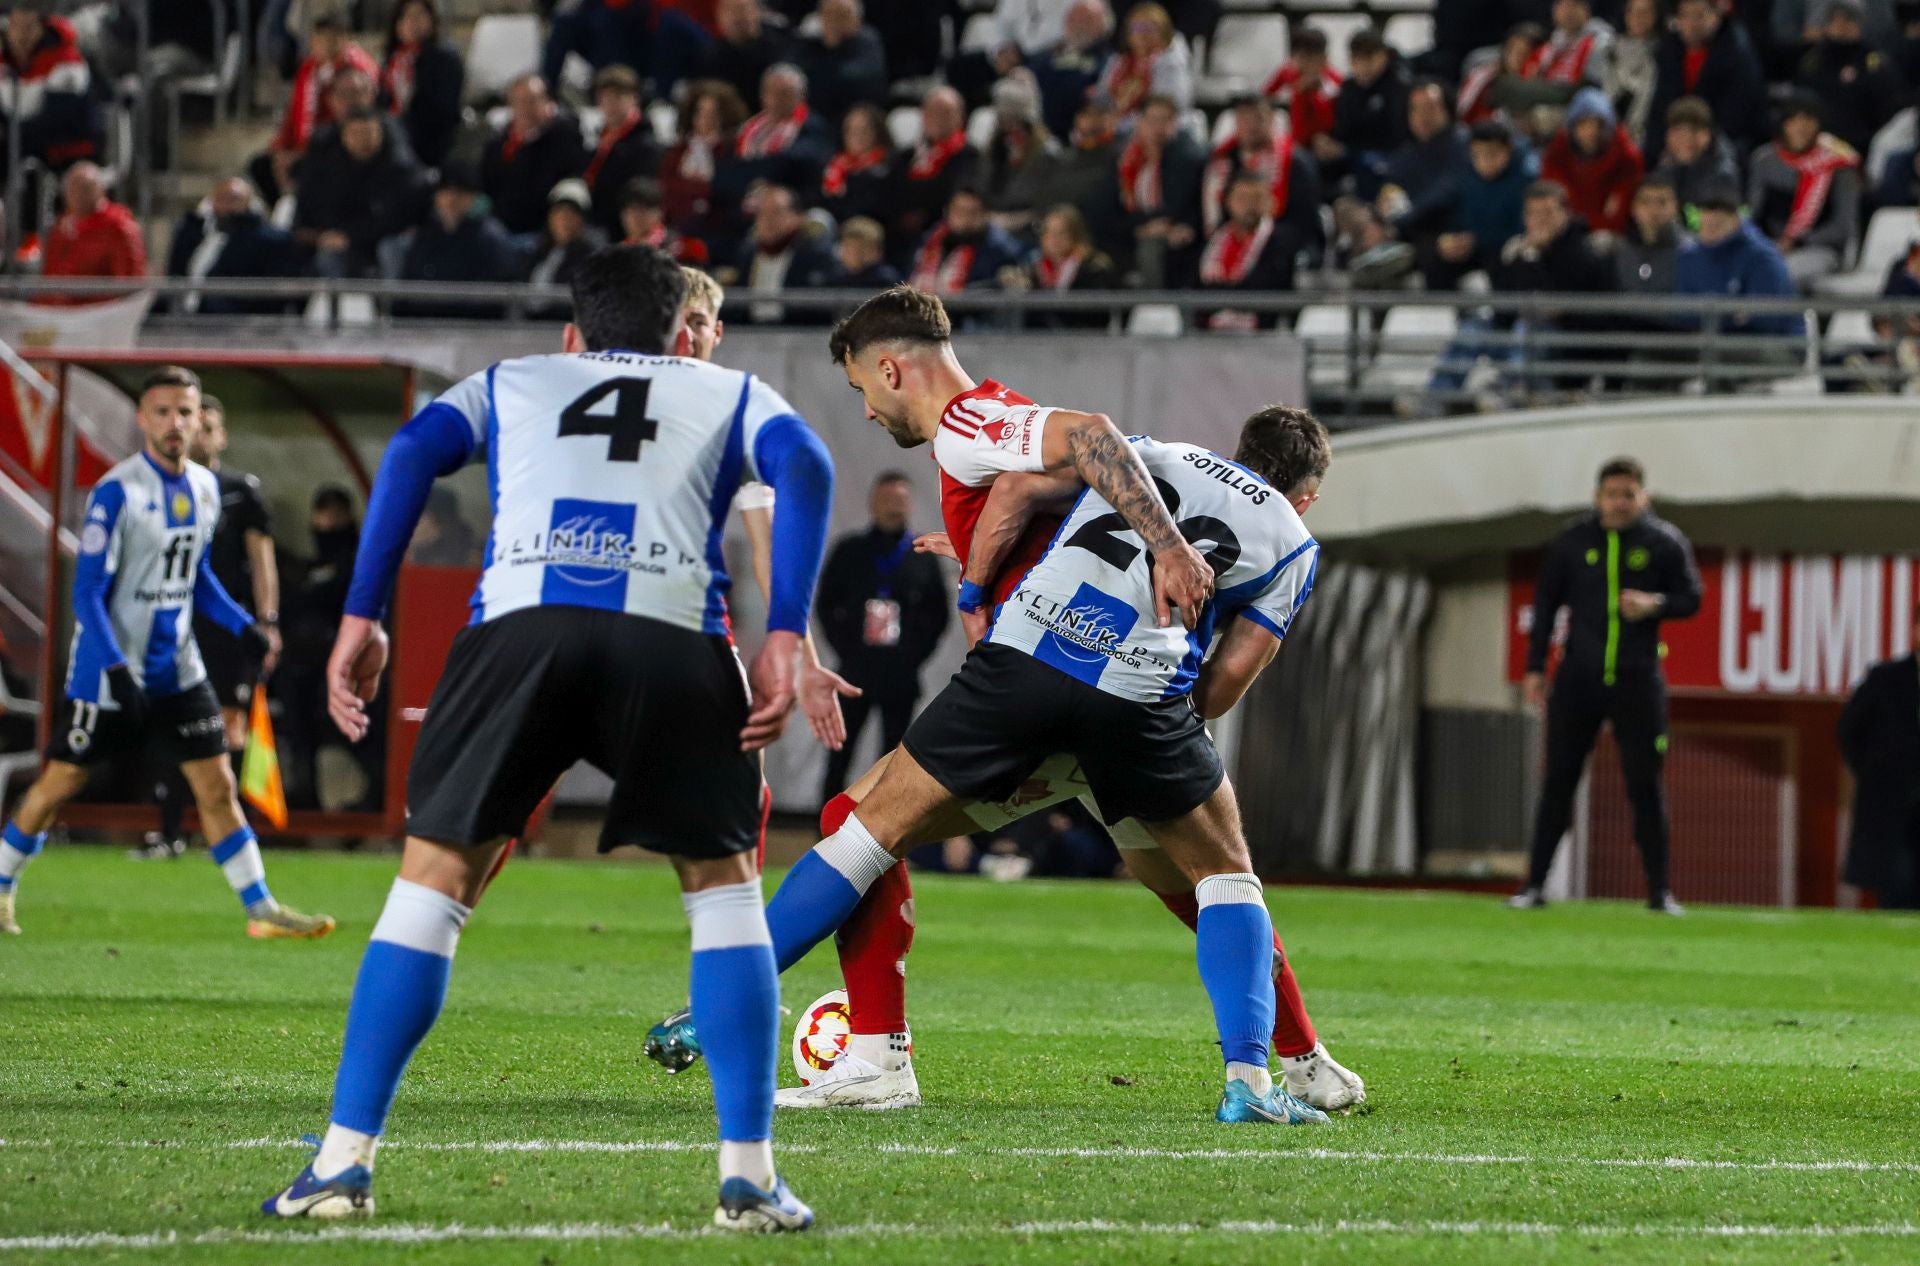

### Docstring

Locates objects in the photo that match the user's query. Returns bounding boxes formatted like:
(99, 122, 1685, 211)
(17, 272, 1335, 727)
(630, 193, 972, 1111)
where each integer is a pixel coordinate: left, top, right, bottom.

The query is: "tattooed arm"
(1038, 410, 1215, 628)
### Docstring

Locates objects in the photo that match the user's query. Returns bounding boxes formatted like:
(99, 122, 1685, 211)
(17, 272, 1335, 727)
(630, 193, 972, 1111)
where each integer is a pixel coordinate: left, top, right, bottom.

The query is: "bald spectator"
(257, 13, 379, 204)
(583, 66, 661, 234)
(890, 85, 980, 249)
(699, 0, 793, 109)
(294, 108, 430, 278)
(38, 163, 145, 304)
(1645, 0, 1766, 161)
(0, 2, 102, 177)
(480, 74, 588, 236)
(727, 63, 833, 194)
(166, 177, 299, 315)
(797, 0, 888, 124)
(1031, 0, 1111, 138)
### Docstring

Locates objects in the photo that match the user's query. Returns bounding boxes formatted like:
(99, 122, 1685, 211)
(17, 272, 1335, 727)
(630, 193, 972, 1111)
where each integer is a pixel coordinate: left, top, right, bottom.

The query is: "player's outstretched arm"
(194, 549, 280, 674)
(958, 469, 1081, 644)
(1040, 411, 1214, 629)
(742, 412, 834, 751)
(1193, 617, 1283, 720)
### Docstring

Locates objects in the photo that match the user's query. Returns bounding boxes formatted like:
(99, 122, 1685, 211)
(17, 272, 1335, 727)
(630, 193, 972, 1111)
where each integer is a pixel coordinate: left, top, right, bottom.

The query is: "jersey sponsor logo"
(1024, 581, 1161, 686)
(497, 500, 700, 580)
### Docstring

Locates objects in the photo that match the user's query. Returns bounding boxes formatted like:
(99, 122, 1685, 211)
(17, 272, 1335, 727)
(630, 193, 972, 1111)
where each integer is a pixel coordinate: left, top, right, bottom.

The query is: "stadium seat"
(1303, 13, 1370, 76)
(1813, 207, 1919, 297)
(1824, 309, 1876, 346)
(1364, 305, 1458, 393)
(1209, 107, 1237, 148)
(1383, 14, 1437, 58)
(1128, 304, 1185, 336)
(649, 100, 679, 145)
(465, 14, 540, 103)
(967, 105, 995, 150)
(1297, 303, 1374, 388)
(1181, 108, 1210, 145)
(164, 30, 244, 171)
(960, 13, 997, 52)
(887, 105, 922, 149)
(1205, 15, 1287, 92)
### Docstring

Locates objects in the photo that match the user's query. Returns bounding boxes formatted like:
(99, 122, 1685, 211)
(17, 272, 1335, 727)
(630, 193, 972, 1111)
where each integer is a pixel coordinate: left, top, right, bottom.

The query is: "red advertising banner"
(1508, 551, 1919, 697)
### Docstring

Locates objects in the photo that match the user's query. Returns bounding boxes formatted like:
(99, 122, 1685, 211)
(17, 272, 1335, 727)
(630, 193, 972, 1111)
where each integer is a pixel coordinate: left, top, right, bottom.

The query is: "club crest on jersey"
(169, 491, 192, 522)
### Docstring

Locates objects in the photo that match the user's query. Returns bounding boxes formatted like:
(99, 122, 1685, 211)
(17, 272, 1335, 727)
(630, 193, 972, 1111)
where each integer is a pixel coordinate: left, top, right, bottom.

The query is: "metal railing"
(1, 276, 1914, 425)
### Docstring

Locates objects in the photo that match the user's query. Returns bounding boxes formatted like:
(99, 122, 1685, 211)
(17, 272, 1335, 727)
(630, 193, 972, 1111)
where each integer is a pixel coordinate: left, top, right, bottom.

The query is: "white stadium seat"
(1296, 304, 1374, 388)
(1814, 207, 1919, 297)
(1383, 14, 1436, 59)
(1824, 310, 1875, 346)
(649, 100, 679, 145)
(1206, 15, 1287, 89)
(967, 105, 996, 150)
(887, 105, 922, 149)
(1364, 305, 1458, 393)
(464, 14, 539, 103)
(960, 13, 998, 52)
(1128, 304, 1185, 337)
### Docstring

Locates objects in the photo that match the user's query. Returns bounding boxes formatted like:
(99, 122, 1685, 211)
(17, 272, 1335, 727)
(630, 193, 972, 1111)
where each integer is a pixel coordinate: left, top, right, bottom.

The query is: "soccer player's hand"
(960, 605, 988, 648)
(1152, 541, 1215, 629)
(742, 629, 801, 752)
(105, 664, 148, 728)
(247, 622, 283, 678)
(327, 615, 390, 742)
(913, 531, 955, 561)
(798, 656, 862, 751)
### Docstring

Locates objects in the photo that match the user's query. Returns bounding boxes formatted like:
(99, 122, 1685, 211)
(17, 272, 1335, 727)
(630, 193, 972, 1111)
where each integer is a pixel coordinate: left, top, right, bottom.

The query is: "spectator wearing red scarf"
(0, 3, 101, 174)
(1197, 171, 1297, 331)
(1523, 0, 1614, 98)
(379, 0, 464, 169)
(660, 80, 747, 237)
(38, 162, 145, 306)
(820, 103, 896, 226)
(1202, 95, 1323, 258)
(1644, 0, 1766, 163)
(725, 63, 832, 200)
(1096, 2, 1192, 118)
(266, 15, 379, 188)
(480, 74, 588, 236)
(1116, 93, 1204, 286)
(584, 66, 661, 234)
(890, 86, 980, 252)
(1745, 94, 1860, 289)
(999, 205, 1119, 329)
(1262, 29, 1341, 148)
(619, 177, 709, 266)
(1541, 87, 1644, 233)
(907, 188, 1027, 298)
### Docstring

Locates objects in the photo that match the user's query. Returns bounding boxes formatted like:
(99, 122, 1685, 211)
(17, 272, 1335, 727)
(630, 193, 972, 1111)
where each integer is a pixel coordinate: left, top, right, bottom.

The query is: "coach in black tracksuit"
(1513, 458, 1702, 914)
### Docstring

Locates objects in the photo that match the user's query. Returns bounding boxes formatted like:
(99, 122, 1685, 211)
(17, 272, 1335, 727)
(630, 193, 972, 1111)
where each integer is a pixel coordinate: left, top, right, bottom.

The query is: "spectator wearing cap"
(1525, 0, 1613, 99)
(480, 74, 588, 237)
(166, 177, 299, 316)
(524, 179, 607, 314)
(1429, 119, 1537, 287)
(722, 182, 839, 324)
(660, 80, 747, 238)
(38, 162, 145, 304)
(829, 215, 901, 288)
(1378, 79, 1467, 250)
(261, 13, 379, 205)
(1196, 171, 1298, 333)
(795, 0, 888, 126)
(1604, 0, 1664, 146)
(907, 187, 1028, 297)
(620, 177, 709, 265)
(1097, 3, 1194, 119)
(1650, 96, 1741, 227)
(1318, 27, 1408, 197)
(726, 63, 833, 201)
(1674, 179, 1804, 341)
(889, 86, 981, 254)
(1794, 0, 1902, 157)
(1645, 0, 1766, 161)
(698, 0, 793, 110)
(294, 107, 430, 278)
(379, 0, 464, 169)
(1203, 94, 1323, 258)
(1000, 203, 1120, 330)
(1117, 93, 1205, 286)
(819, 102, 895, 226)
(1030, 0, 1111, 140)
(1541, 86, 1644, 234)
(397, 166, 521, 318)
(980, 73, 1061, 233)
(1264, 28, 1341, 150)
(1747, 95, 1860, 289)
(584, 66, 661, 234)
(0, 2, 102, 176)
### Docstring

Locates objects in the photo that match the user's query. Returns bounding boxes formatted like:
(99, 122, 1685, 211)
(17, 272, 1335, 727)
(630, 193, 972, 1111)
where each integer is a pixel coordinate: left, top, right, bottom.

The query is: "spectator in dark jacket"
(0, 4, 101, 174)
(1838, 607, 1920, 909)
(723, 182, 840, 322)
(1001, 203, 1121, 328)
(1196, 171, 1298, 331)
(1117, 93, 1205, 284)
(397, 166, 521, 318)
(480, 74, 588, 236)
(167, 177, 299, 315)
(979, 72, 1062, 233)
(294, 108, 430, 278)
(829, 214, 901, 288)
(1204, 94, 1323, 259)
(618, 176, 709, 265)
(583, 65, 661, 234)
(796, 0, 888, 125)
(819, 102, 895, 225)
(1428, 119, 1536, 287)
(1650, 95, 1742, 228)
(1645, 0, 1767, 161)
(1029, 91, 1124, 232)
(1540, 87, 1644, 234)
(1614, 172, 1689, 297)
(890, 85, 981, 255)
(1674, 180, 1805, 341)
(379, 0, 463, 169)
(1746, 94, 1861, 290)
(907, 187, 1029, 295)
(1380, 79, 1467, 249)
(1318, 29, 1409, 198)
(721, 62, 834, 207)
(1030, 0, 1112, 139)
(699, 0, 792, 109)
(255, 13, 380, 204)
(524, 179, 607, 314)
(1794, 0, 1903, 156)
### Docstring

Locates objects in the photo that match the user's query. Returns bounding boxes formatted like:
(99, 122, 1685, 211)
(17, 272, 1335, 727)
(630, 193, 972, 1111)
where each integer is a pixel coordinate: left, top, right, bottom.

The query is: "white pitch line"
(8, 1136, 1920, 1176)
(5, 1218, 1920, 1252)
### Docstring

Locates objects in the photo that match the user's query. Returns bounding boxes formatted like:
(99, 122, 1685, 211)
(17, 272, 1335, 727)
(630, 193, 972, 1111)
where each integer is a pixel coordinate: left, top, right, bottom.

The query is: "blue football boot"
(1216, 1077, 1332, 1126)
(713, 1174, 814, 1232)
(642, 1006, 702, 1073)
(262, 1134, 375, 1219)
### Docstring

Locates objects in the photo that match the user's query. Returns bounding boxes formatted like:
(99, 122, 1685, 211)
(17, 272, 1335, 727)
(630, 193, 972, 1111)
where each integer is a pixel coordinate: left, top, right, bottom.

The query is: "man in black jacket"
(815, 472, 950, 805)
(1512, 457, 1702, 914)
(480, 74, 588, 236)
(1645, 0, 1767, 162)
(1838, 608, 1920, 909)
(1505, 461, 1704, 914)
(167, 177, 299, 314)
(293, 109, 430, 278)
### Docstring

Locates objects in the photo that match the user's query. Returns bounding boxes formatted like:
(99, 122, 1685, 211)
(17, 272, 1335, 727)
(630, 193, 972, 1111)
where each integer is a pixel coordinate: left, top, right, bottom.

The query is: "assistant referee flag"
(241, 688, 288, 828)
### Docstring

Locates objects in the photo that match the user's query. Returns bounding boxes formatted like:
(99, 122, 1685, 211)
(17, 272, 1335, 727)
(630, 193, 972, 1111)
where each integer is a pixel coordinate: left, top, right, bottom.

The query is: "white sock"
(1227, 1061, 1274, 1097)
(815, 813, 896, 893)
(314, 1123, 379, 1179)
(847, 1031, 912, 1071)
(681, 878, 771, 951)
(719, 1138, 776, 1189)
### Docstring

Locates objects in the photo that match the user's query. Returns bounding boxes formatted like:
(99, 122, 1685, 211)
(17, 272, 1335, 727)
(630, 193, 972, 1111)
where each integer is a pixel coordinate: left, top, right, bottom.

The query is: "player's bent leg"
(0, 761, 88, 936)
(674, 851, 812, 1232)
(180, 753, 333, 939)
(264, 835, 500, 1220)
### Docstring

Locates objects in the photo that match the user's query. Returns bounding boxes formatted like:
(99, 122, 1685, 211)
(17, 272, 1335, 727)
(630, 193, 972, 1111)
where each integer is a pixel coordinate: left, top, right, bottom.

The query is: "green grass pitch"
(3, 847, 1918, 1264)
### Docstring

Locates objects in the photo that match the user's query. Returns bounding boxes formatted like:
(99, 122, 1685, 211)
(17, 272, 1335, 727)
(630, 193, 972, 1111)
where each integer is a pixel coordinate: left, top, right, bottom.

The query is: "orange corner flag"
(241, 688, 288, 829)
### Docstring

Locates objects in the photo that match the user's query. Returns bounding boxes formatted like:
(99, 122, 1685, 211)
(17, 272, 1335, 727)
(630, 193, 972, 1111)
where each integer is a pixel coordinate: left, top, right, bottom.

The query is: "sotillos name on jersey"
(1181, 451, 1272, 505)
(498, 531, 703, 574)
(1010, 592, 1165, 670)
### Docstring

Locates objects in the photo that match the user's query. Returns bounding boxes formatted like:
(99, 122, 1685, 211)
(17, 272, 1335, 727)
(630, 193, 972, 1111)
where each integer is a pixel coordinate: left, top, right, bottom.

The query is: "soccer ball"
(790, 988, 851, 1085)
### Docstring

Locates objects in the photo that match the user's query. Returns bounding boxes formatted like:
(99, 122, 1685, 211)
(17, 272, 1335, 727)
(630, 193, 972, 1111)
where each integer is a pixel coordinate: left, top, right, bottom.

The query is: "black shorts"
(195, 617, 261, 710)
(406, 605, 763, 858)
(45, 679, 228, 767)
(903, 642, 1223, 826)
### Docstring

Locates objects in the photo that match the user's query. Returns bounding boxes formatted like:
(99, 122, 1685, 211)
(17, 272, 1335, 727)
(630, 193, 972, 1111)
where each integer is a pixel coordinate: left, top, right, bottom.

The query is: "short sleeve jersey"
(430, 351, 803, 632)
(932, 379, 1063, 605)
(987, 438, 1319, 702)
(205, 468, 269, 608)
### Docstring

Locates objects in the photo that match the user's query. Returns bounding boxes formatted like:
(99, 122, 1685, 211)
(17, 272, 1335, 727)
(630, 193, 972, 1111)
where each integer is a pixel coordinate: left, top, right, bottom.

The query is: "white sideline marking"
(5, 1218, 1920, 1251)
(9, 1136, 1920, 1175)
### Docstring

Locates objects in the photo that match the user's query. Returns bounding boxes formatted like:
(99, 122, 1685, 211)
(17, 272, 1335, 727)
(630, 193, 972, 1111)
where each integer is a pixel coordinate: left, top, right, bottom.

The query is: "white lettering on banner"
(1719, 555, 1916, 696)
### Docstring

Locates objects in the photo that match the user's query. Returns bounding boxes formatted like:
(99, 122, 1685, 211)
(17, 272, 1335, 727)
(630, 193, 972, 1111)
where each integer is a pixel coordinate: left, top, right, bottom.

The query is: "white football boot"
(1280, 1042, 1366, 1111)
(774, 1051, 921, 1109)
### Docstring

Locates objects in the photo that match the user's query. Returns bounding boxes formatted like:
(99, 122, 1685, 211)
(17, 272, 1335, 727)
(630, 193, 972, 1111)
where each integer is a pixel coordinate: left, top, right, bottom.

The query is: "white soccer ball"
(790, 988, 851, 1086)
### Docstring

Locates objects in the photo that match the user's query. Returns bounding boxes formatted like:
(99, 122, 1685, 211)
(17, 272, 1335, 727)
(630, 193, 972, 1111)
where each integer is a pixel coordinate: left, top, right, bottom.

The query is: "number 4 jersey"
(987, 437, 1320, 703)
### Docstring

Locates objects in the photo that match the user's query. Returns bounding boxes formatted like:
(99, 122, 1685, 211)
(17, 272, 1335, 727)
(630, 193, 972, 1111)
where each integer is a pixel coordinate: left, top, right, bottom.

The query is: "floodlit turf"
(3, 847, 1919, 1265)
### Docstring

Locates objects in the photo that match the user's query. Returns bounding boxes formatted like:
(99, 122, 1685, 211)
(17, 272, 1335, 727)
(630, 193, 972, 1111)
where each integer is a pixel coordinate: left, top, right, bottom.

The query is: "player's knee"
(399, 835, 505, 906)
(675, 850, 759, 893)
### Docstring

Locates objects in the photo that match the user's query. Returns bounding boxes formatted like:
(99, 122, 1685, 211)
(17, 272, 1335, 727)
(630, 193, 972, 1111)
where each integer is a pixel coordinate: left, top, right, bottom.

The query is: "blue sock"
(685, 879, 778, 1177)
(328, 879, 470, 1136)
(1194, 873, 1277, 1070)
(764, 813, 895, 973)
(0, 820, 45, 889)
(209, 826, 274, 913)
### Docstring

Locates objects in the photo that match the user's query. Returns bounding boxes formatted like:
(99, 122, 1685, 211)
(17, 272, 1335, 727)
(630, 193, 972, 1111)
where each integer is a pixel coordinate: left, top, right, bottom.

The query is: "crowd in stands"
(4, 0, 1920, 353)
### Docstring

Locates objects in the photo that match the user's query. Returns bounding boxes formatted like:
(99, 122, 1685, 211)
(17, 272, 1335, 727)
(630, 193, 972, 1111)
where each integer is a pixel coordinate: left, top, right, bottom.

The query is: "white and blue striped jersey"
(987, 439, 1319, 703)
(66, 453, 227, 704)
(427, 351, 806, 632)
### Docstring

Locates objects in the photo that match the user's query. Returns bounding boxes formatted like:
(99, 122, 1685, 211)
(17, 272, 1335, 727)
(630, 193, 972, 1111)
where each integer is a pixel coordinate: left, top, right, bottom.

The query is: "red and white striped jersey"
(932, 379, 1062, 606)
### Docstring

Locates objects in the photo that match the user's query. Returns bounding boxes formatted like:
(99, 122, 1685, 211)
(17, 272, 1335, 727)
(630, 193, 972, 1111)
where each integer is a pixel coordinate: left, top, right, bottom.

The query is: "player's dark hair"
(312, 484, 356, 514)
(1598, 456, 1645, 487)
(1235, 405, 1329, 495)
(570, 243, 687, 355)
(200, 393, 224, 416)
(828, 286, 951, 364)
(874, 470, 912, 488)
(140, 365, 201, 398)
